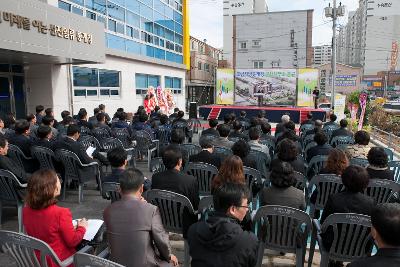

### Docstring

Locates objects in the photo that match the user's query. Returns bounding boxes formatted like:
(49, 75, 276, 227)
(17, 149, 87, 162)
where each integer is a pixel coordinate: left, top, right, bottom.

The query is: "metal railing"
(370, 126, 400, 153)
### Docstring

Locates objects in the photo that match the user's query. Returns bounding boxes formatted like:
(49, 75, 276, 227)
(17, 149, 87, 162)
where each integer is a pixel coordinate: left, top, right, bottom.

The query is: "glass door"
(0, 76, 11, 118)
(12, 75, 26, 119)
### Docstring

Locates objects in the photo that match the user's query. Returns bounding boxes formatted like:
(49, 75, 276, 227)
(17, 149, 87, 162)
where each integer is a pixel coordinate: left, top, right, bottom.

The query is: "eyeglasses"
(235, 204, 250, 210)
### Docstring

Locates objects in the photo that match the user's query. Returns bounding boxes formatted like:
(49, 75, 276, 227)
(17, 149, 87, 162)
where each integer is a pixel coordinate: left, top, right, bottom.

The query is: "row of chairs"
(0, 230, 123, 267)
(145, 189, 377, 267)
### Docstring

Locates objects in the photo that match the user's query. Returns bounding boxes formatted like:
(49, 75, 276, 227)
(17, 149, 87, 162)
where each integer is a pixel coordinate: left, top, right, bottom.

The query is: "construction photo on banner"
(297, 68, 319, 107)
(216, 69, 235, 104)
(234, 69, 297, 106)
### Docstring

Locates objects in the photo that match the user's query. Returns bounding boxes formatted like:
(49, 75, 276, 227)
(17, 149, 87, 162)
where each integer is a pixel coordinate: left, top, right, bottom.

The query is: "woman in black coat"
(271, 138, 305, 174)
(366, 147, 395, 181)
(320, 165, 375, 250)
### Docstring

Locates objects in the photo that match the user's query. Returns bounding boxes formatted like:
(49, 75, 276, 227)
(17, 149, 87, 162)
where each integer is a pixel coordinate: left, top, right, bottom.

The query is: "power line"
(236, 21, 331, 41)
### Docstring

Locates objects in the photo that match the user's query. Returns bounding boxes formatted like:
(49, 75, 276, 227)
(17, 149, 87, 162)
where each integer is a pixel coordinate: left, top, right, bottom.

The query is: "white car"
(318, 103, 331, 112)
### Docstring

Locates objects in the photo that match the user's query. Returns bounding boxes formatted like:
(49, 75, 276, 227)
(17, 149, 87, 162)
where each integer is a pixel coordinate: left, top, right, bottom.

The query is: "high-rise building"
(313, 45, 332, 66)
(337, 0, 400, 74)
(223, 0, 268, 67)
(233, 10, 313, 69)
(0, 0, 189, 118)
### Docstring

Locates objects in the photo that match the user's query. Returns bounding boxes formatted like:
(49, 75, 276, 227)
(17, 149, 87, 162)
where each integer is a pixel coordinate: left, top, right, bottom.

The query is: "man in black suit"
(201, 119, 219, 137)
(229, 120, 249, 141)
(98, 104, 111, 124)
(260, 122, 276, 143)
(189, 136, 222, 169)
(324, 113, 339, 128)
(41, 115, 58, 139)
(7, 119, 34, 157)
(95, 113, 112, 136)
(76, 109, 93, 130)
(33, 125, 54, 149)
(348, 203, 400, 267)
(88, 107, 100, 128)
(169, 107, 180, 121)
(35, 105, 45, 125)
(104, 147, 151, 190)
(45, 108, 59, 128)
(301, 112, 315, 126)
(53, 124, 95, 164)
(238, 110, 250, 123)
(306, 131, 333, 163)
(330, 119, 353, 144)
(0, 135, 29, 183)
(151, 145, 199, 238)
(103, 146, 127, 183)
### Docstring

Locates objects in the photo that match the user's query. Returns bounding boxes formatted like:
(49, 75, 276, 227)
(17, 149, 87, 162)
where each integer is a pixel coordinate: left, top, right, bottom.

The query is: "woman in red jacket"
(23, 169, 88, 267)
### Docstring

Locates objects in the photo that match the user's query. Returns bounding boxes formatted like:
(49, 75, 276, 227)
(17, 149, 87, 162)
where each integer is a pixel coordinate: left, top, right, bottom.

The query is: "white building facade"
(234, 10, 313, 69)
(0, 0, 190, 120)
(337, 0, 400, 75)
(223, 0, 268, 68)
(313, 45, 332, 66)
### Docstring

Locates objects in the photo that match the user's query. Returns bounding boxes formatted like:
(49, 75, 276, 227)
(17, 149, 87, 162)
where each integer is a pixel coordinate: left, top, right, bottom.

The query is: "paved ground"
(0, 125, 323, 266)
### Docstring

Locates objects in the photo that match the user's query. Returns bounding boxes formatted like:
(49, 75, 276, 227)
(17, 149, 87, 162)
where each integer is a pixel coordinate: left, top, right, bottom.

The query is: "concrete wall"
(69, 55, 186, 118)
(234, 10, 312, 69)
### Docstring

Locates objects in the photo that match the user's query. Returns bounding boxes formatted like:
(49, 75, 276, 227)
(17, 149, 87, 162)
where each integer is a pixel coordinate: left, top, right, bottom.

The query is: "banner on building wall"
(234, 69, 297, 106)
(297, 68, 319, 107)
(216, 69, 235, 105)
(334, 94, 347, 122)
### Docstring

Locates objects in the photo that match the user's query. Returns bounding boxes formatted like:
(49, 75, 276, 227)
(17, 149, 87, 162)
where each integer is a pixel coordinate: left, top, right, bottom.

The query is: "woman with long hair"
(212, 155, 245, 191)
(23, 169, 88, 267)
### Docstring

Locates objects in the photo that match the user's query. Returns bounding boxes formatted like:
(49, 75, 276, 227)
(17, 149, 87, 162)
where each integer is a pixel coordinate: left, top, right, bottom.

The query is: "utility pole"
(325, 1, 345, 110)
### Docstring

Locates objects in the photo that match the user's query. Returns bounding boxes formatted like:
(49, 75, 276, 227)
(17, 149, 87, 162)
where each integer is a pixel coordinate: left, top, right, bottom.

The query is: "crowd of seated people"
(3, 105, 400, 267)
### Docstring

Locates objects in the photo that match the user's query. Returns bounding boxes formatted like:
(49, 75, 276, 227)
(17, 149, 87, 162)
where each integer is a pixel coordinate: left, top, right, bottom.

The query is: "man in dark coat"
(306, 131, 333, 163)
(330, 119, 353, 144)
(0, 135, 29, 183)
(187, 183, 259, 267)
(348, 203, 400, 267)
(189, 136, 222, 169)
(151, 145, 199, 238)
(201, 119, 219, 137)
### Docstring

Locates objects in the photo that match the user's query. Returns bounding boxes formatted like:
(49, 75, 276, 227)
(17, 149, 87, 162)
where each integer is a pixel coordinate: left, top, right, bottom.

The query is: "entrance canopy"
(0, 0, 105, 65)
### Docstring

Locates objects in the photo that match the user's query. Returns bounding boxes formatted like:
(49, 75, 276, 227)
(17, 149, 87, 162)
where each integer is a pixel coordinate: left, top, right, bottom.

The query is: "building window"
(135, 73, 161, 95)
(253, 61, 264, 69)
(252, 40, 261, 47)
(204, 63, 210, 72)
(198, 62, 202, 70)
(73, 66, 120, 98)
(165, 76, 182, 94)
(58, 1, 71, 11)
(239, 41, 247, 49)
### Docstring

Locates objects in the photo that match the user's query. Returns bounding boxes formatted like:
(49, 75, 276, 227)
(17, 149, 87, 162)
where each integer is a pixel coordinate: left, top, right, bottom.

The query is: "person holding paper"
(104, 168, 179, 267)
(23, 169, 88, 267)
(53, 124, 108, 165)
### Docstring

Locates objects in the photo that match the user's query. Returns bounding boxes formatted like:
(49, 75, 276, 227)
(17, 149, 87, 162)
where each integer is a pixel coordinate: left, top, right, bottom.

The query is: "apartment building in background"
(337, 0, 400, 75)
(313, 45, 332, 66)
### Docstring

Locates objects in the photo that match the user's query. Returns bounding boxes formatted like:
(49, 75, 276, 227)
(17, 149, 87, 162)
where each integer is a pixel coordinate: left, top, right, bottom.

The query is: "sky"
(189, 0, 360, 49)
